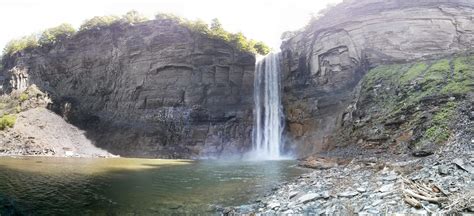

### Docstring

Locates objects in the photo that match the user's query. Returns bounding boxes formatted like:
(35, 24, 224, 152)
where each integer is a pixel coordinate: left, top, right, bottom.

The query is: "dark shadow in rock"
(412, 151, 434, 157)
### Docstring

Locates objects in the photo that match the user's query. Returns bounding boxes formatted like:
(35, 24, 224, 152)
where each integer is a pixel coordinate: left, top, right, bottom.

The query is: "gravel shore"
(227, 130, 473, 215)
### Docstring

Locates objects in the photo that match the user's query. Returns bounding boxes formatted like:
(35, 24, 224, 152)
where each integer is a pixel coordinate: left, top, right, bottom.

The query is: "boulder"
(299, 156, 339, 169)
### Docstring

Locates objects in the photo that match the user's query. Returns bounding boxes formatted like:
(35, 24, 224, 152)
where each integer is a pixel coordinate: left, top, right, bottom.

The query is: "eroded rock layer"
(281, 0, 474, 156)
(2, 20, 255, 158)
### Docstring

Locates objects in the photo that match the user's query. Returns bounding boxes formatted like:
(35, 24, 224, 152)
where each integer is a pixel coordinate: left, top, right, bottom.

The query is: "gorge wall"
(2, 0, 473, 159)
(2, 19, 255, 158)
(281, 0, 474, 156)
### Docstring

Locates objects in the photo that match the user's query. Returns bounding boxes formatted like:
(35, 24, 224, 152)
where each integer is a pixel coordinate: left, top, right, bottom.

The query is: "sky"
(0, 0, 342, 51)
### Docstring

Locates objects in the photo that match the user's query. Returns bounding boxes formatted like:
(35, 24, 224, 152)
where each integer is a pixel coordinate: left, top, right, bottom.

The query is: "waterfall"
(251, 52, 284, 160)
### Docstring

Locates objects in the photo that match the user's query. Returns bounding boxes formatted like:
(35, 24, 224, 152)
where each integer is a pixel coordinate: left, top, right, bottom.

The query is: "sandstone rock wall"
(2, 20, 255, 158)
(281, 0, 474, 156)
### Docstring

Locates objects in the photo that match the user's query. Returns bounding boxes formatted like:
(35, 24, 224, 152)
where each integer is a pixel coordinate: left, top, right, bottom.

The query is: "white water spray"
(250, 52, 285, 160)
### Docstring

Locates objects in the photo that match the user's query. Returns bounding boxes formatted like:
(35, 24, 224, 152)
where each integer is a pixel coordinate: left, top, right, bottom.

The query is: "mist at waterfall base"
(245, 53, 293, 161)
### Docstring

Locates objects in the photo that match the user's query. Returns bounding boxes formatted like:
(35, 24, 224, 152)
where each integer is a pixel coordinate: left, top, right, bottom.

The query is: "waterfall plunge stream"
(251, 53, 285, 160)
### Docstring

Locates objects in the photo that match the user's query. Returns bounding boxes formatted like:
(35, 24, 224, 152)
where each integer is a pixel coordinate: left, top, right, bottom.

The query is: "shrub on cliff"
(209, 19, 270, 55)
(79, 11, 148, 31)
(229, 32, 253, 52)
(79, 15, 121, 31)
(2, 34, 39, 56)
(2, 11, 271, 57)
(154, 15, 271, 55)
(184, 19, 211, 35)
(39, 23, 76, 46)
(209, 18, 229, 41)
(0, 114, 16, 130)
(121, 10, 149, 24)
(254, 41, 271, 56)
(18, 93, 29, 102)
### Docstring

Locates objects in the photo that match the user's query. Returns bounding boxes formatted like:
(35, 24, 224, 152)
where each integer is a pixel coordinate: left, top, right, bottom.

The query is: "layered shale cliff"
(2, 0, 473, 159)
(281, 0, 474, 156)
(2, 19, 255, 158)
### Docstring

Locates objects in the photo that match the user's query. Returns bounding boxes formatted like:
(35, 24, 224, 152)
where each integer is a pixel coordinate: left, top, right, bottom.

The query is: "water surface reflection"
(0, 157, 305, 215)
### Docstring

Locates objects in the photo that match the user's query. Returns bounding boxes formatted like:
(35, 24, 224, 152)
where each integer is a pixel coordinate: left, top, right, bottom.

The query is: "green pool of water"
(0, 157, 305, 215)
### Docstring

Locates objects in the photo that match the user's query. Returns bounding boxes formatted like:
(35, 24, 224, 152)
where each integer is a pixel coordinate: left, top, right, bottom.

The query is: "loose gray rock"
(379, 184, 395, 192)
(356, 187, 367, 193)
(267, 202, 280, 210)
(289, 191, 299, 199)
(438, 165, 449, 175)
(338, 190, 359, 197)
(321, 191, 330, 199)
(297, 193, 320, 204)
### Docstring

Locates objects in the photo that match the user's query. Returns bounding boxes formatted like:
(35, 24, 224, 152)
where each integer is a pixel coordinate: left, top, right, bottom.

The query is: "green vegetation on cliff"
(79, 10, 148, 31)
(19, 93, 29, 102)
(2, 11, 270, 58)
(155, 15, 271, 55)
(441, 56, 474, 95)
(424, 101, 457, 144)
(346, 55, 473, 152)
(0, 114, 16, 130)
(0, 95, 19, 130)
(2, 34, 39, 56)
(39, 23, 76, 46)
(0, 85, 50, 130)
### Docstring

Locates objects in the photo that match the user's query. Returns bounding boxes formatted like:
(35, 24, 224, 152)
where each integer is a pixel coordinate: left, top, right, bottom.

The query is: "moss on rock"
(340, 54, 473, 153)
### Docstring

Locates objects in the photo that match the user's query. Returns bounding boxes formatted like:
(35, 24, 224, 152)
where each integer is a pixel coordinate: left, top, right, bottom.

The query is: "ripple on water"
(0, 157, 306, 215)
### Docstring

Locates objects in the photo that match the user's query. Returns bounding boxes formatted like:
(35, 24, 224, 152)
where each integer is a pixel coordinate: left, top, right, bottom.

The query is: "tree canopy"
(156, 16, 271, 55)
(39, 23, 76, 45)
(121, 10, 149, 24)
(79, 15, 121, 31)
(154, 15, 271, 55)
(3, 34, 39, 56)
(2, 11, 271, 57)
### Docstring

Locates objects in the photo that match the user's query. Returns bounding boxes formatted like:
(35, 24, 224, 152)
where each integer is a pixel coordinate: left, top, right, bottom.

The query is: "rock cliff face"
(281, 0, 474, 156)
(2, 20, 255, 158)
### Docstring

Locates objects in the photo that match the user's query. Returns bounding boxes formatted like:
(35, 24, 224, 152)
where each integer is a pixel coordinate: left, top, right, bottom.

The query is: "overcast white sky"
(0, 0, 342, 51)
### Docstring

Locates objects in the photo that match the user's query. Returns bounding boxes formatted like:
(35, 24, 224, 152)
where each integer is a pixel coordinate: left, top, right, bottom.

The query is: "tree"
(210, 18, 229, 41)
(254, 41, 271, 55)
(153, 13, 271, 55)
(230, 32, 248, 50)
(121, 10, 148, 24)
(3, 34, 39, 56)
(39, 23, 76, 46)
(185, 19, 210, 35)
(79, 15, 120, 31)
(210, 18, 223, 31)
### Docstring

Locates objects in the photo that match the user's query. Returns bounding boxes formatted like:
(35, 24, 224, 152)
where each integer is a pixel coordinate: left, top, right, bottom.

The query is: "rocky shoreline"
(227, 130, 473, 215)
